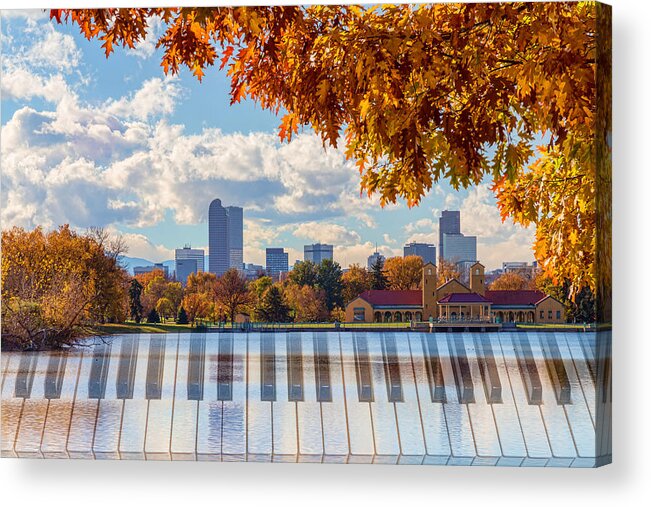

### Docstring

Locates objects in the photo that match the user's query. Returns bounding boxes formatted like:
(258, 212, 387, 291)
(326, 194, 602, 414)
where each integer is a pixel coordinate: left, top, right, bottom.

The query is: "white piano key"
(93, 339, 124, 459)
(41, 352, 82, 458)
(529, 333, 576, 467)
(554, 333, 598, 467)
(485, 333, 526, 467)
(246, 333, 272, 462)
(1, 354, 23, 458)
(15, 353, 50, 458)
(67, 348, 100, 459)
(119, 335, 150, 460)
(340, 333, 374, 463)
(321, 332, 349, 463)
(366, 333, 400, 464)
(408, 334, 451, 465)
(393, 334, 426, 465)
(145, 334, 178, 460)
(460, 333, 501, 466)
(171, 335, 198, 461)
(221, 334, 247, 462)
(272, 333, 298, 462)
(297, 333, 324, 463)
(498, 333, 551, 466)
(438, 335, 476, 465)
(197, 334, 222, 461)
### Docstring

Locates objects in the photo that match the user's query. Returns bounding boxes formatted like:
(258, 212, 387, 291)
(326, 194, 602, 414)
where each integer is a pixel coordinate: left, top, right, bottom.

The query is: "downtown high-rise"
(208, 198, 243, 276)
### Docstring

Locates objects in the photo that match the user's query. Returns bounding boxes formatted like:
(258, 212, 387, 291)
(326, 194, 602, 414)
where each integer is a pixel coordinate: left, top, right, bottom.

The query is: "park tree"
(214, 268, 253, 324)
(128, 279, 144, 323)
(185, 271, 218, 297)
(155, 297, 175, 321)
(162, 281, 183, 315)
(181, 292, 211, 323)
(51, 3, 611, 317)
(369, 257, 388, 290)
(315, 259, 344, 311)
(383, 255, 423, 290)
(489, 272, 529, 291)
(288, 260, 318, 287)
(258, 285, 291, 322)
(284, 284, 328, 322)
(146, 308, 161, 324)
(437, 259, 461, 286)
(342, 264, 373, 305)
(176, 306, 189, 325)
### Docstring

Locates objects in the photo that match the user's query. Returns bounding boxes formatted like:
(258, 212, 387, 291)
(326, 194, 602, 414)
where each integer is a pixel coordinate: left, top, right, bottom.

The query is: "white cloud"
(24, 26, 81, 72)
(292, 222, 361, 246)
(118, 231, 175, 263)
(334, 241, 402, 269)
(105, 77, 182, 121)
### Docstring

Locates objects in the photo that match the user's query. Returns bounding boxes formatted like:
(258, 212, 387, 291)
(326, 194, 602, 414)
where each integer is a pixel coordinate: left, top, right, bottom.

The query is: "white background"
(1, 0, 650, 505)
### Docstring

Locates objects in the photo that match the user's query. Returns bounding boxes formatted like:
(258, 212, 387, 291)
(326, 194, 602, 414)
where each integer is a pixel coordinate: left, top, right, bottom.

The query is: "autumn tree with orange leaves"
(50, 3, 611, 320)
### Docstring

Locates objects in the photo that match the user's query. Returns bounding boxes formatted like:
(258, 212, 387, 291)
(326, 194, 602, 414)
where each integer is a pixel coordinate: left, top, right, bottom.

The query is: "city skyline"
(0, 11, 536, 271)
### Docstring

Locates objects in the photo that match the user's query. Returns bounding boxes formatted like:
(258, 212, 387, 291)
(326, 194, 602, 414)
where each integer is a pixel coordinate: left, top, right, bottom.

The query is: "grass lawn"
(515, 323, 595, 330)
(88, 322, 195, 335)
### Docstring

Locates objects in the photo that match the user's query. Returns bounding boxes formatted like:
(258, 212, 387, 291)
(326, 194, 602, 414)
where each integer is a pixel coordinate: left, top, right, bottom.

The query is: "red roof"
(438, 293, 490, 304)
(357, 290, 422, 307)
(484, 290, 546, 306)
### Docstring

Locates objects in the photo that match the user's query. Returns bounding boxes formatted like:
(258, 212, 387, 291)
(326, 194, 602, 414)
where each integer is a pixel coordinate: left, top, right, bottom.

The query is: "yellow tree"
(489, 272, 528, 291)
(383, 255, 423, 290)
(342, 264, 372, 305)
(51, 3, 611, 317)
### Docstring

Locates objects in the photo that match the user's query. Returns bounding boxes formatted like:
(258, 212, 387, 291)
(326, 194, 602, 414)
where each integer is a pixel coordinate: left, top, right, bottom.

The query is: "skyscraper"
(403, 242, 437, 265)
(442, 233, 477, 263)
(208, 198, 243, 275)
(438, 210, 460, 261)
(175, 246, 204, 284)
(266, 248, 289, 277)
(367, 250, 385, 270)
(226, 205, 243, 270)
(304, 243, 334, 264)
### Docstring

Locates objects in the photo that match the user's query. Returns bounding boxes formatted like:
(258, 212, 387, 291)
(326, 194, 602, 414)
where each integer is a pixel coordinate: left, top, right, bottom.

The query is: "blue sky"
(0, 9, 536, 270)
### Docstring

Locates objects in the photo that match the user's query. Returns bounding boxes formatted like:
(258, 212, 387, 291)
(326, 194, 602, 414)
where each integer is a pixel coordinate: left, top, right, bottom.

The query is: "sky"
(0, 8, 536, 271)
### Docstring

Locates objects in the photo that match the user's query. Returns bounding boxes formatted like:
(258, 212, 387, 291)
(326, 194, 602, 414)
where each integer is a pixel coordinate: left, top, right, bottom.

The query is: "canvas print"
(0, 3, 611, 466)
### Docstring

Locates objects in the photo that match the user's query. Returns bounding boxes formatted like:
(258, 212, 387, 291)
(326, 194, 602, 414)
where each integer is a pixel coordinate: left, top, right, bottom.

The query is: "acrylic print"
(0, 3, 611, 466)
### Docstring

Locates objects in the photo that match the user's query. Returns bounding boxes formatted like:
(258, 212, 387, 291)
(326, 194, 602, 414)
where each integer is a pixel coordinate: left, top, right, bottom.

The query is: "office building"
(266, 248, 289, 278)
(367, 250, 385, 270)
(133, 263, 169, 278)
(403, 242, 436, 265)
(304, 243, 334, 264)
(243, 263, 265, 280)
(438, 210, 460, 261)
(442, 233, 477, 263)
(208, 198, 244, 275)
(175, 246, 204, 284)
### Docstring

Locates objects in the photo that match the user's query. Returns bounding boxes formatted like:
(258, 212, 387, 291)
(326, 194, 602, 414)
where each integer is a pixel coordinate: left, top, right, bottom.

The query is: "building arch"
(394, 311, 403, 323)
(384, 311, 392, 323)
(405, 311, 413, 322)
(415, 312, 422, 322)
(374, 311, 382, 323)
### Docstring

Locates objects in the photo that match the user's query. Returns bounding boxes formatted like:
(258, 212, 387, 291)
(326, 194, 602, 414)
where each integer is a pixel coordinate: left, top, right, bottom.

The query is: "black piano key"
(260, 334, 276, 401)
(116, 336, 138, 399)
(473, 334, 502, 404)
(45, 353, 67, 399)
(15, 353, 38, 399)
(187, 334, 206, 401)
(88, 343, 111, 399)
(512, 334, 543, 405)
(579, 333, 597, 385)
(596, 334, 611, 404)
(381, 333, 403, 402)
(146, 337, 165, 400)
(422, 334, 446, 403)
(540, 334, 571, 405)
(218, 334, 234, 401)
(313, 333, 332, 402)
(447, 335, 474, 404)
(353, 333, 373, 402)
(286, 333, 304, 401)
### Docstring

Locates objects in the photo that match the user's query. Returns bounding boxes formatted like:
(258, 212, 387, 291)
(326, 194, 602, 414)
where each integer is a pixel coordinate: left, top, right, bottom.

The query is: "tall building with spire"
(208, 198, 243, 275)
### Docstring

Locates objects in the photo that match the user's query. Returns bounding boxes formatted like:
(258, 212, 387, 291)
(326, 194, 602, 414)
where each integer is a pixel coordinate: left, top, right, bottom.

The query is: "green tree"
(258, 285, 290, 322)
(370, 257, 388, 290)
(316, 259, 343, 311)
(128, 279, 144, 324)
(146, 308, 160, 324)
(176, 306, 189, 325)
(155, 297, 174, 321)
(288, 260, 318, 287)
